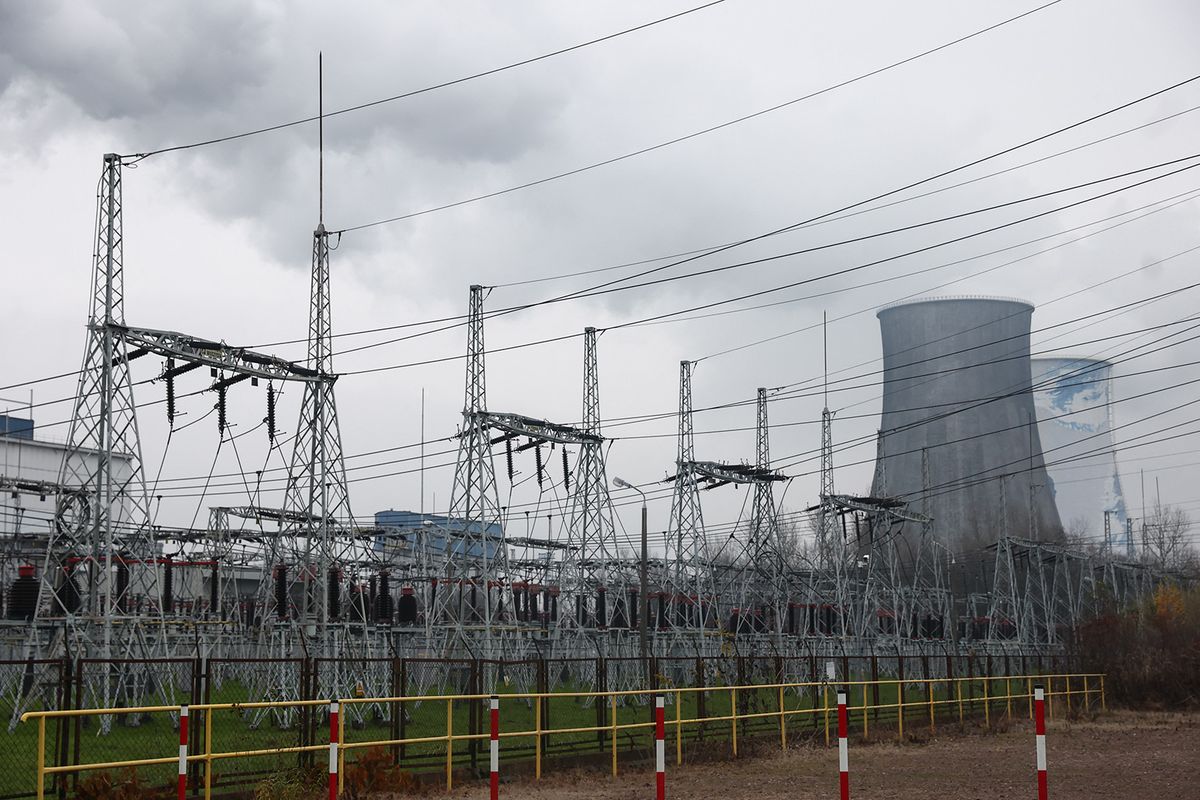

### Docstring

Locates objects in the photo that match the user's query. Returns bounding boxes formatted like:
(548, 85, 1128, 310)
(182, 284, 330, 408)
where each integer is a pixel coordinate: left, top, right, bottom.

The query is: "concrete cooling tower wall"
(871, 297, 1064, 557)
(1031, 357, 1128, 548)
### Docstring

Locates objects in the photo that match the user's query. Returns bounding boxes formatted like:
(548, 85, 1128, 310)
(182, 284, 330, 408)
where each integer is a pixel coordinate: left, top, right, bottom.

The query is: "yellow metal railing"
(21, 671, 1105, 799)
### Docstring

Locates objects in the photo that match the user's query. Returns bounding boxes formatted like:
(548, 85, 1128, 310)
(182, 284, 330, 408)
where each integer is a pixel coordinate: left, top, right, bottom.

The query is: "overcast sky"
(2, 0, 1199, 556)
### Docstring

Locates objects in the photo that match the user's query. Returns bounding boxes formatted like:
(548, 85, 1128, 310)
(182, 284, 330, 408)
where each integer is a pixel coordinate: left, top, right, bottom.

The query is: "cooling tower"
(1031, 357, 1128, 548)
(871, 297, 1064, 557)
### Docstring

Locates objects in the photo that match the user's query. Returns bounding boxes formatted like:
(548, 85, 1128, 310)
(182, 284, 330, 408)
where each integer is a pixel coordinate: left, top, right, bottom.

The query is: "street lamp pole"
(614, 477, 649, 671)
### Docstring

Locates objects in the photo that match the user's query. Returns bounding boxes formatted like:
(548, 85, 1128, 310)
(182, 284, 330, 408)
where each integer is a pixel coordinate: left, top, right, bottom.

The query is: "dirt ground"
(447, 711, 1199, 799)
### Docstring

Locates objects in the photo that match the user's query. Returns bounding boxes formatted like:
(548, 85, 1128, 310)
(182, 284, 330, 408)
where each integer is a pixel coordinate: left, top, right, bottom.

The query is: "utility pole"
(615, 477, 649, 674)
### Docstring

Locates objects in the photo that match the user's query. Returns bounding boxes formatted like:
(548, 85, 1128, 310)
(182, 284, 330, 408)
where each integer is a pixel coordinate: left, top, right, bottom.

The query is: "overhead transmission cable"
(5, 61, 1198, 398)
(107, 192, 1200, 493)
(142, 307, 1200, 499)
(336, 153, 1200, 375)
(493, 98, 1200, 291)
(332, 0, 1067, 232)
(125, 1, 728, 161)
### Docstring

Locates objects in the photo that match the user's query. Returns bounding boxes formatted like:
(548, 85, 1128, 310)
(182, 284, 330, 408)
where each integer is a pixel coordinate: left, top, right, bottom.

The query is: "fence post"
(1100, 675, 1107, 712)
(655, 694, 666, 800)
(56, 658, 71, 800)
(534, 693, 542, 780)
(983, 676, 990, 729)
(445, 698, 454, 791)
(861, 682, 869, 740)
(823, 684, 831, 747)
(676, 686, 686, 767)
(469, 662, 479, 771)
(730, 688, 738, 758)
(328, 702, 339, 800)
(870, 656, 880, 725)
(778, 685, 787, 750)
(489, 695, 499, 800)
(610, 693, 618, 777)
(967, 655, 975, 715)
(596, 658, 606, 750)
(389, 658, 400, 766)
(36, 716, 45, 800)
(837, 688, 849, 800)
(924, 656, 934, 734)
(338, 706, 346, 795)
(178, 706, 189, 800)
(1083, 675, 1090, 714)
(1034, 684, 1048, 800)
(203, 706, 212, 800)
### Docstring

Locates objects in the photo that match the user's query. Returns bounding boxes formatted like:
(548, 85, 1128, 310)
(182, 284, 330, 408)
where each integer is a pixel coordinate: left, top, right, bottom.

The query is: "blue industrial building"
(373, 509, 504, 562)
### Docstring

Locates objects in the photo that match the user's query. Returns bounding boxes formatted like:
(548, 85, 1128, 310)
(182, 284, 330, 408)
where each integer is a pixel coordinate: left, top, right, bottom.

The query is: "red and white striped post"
(177, 705, 189, 800)
(837, 688, 849, 800)
(489, 695, 500, 800)
(1034, 684, 1048, 800)
(329, 701, 340, 800)
(655, 694, 666, 800)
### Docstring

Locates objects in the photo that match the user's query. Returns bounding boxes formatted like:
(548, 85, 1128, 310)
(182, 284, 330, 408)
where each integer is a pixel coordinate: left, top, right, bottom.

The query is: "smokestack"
(1031, 357, 1127, 550)
(872, 297, 1063, 556)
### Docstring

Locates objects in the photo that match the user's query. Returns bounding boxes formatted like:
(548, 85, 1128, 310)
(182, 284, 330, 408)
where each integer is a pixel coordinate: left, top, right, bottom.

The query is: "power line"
(126, 1, 728, 161)
(44, 272, 1200, 499)
(135, 310, 1200, 500)
(233, 75, 1200, 358)
(330, 165, 1200, 365)
(484, 99, 1200, 292)
(7, 63, 1192, 402)
(333, 1, 1068, 232)
(337, 154, 1200, 375)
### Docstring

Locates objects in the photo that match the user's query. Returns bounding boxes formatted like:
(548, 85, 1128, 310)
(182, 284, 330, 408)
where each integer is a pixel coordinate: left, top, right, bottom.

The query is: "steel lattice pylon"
(748, 388, 777, 563)
(40, 154, 160, 658)
(665, 360, 715, 637)
(817, 406, 839, 569)
(729, 388, 786, 642)
(275, 224, 356, 643)
(560, 328, 626, 632)
(436, 285, 509, 646)
(987, 476, 1023, 642)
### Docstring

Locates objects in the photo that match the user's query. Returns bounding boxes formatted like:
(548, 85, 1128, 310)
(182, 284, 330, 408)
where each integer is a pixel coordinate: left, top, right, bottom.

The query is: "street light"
(613, 477, 649, 669)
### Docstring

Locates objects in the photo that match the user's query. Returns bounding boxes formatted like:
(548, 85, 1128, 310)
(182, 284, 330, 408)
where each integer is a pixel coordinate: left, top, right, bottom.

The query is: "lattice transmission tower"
(39, 154, 160, 659)
(730, 388, 787, 643)
(434, 285, 509, 653)
(748, 389, 778, 565)
(560, 328, 626, 635)
(664, 361, 715, 643)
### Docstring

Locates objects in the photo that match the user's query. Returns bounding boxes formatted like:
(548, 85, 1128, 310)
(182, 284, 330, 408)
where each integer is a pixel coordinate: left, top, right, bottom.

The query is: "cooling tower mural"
(872, 297, 1064, 559)
(1031, 357, 1128, 550)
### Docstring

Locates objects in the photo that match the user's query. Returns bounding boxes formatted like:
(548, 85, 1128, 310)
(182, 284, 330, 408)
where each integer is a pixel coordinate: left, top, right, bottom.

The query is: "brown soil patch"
(439, 711, 1199, 799)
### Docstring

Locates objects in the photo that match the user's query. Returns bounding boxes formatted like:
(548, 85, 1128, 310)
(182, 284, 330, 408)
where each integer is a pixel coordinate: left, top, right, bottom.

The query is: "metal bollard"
(328, 702, 339, 800)
(489, 695, 499, 800)
(837, 688, 850, 800)
(178, 706, 189, 800)
(655, 694, 666, 800)
(1034, 685, 1048, 800)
